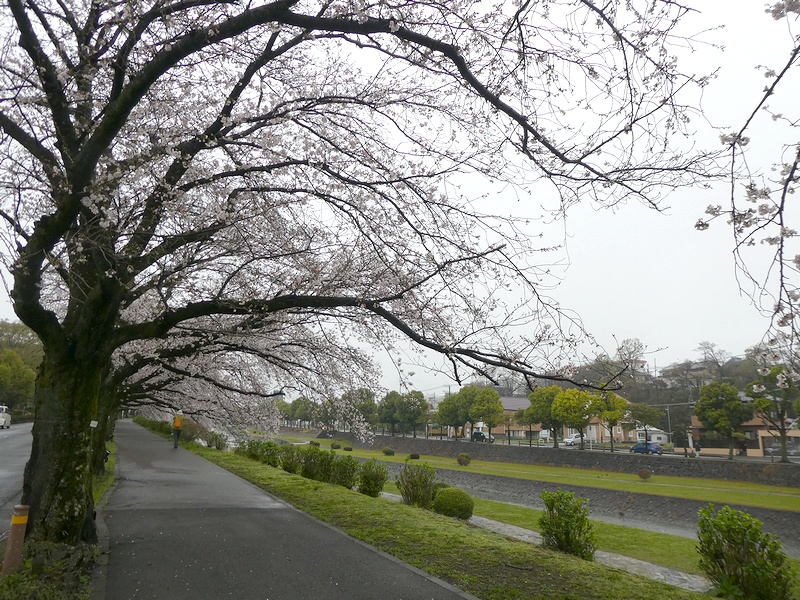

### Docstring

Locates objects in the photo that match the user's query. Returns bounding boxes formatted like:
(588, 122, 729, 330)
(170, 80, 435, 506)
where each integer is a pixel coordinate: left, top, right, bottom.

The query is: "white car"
(563, 433, 582, 446)
(0, 405, 10, 429)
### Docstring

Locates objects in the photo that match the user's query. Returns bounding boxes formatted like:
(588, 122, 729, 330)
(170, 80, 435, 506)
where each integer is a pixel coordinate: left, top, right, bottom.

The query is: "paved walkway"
(93, 421, 477, 600)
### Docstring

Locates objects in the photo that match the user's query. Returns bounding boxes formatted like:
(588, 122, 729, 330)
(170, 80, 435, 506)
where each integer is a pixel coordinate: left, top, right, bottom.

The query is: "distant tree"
(552, 389, 596, 449)
(314, 400, 338, 431)
(341, 388, 378, 430)
(467, 387, 504, 440)
(455, 385, 493, 438)
(0, 348, 36, 411)
(515, 408, 535, 447)
(627, 402, 664, 441)
(275, 397, 293, 423)
(615, 338, 646, 374)
(695, 342, 733, 382)
(396, 390, 428, 437)
(696, 382, 755, 460)
(436, 392, 470, 441)
(592, 391, 627, 452)
(525, 386, 565, 448)
(378, 391, 403, 436)
(745, 367, 800, 463)
(626, 402, 665, 443)
(0, 320, 42, 371)
(290, 397, 314, 426)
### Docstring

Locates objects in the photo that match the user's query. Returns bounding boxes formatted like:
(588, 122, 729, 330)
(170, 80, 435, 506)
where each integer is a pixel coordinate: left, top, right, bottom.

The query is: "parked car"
(630, 441, 663, 455)
(563, 433, 582, 446)
(471, 431, 495, 443)
(0, 405, 10, 429)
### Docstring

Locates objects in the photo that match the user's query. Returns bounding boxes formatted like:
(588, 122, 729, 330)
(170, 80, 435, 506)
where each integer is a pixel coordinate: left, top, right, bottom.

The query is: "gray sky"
(393, 1, 798, 396)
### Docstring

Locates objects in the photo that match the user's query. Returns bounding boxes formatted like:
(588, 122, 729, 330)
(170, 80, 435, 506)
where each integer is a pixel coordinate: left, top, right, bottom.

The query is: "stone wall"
(362, 434, 800, 488)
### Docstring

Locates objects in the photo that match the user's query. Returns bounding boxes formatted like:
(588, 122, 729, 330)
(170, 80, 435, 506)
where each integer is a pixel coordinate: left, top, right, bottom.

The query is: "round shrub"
(432, 487, 474, 520)
(409, 453, 420, 460)
(637, 468, 652, 481)
(309, 440, 320, 447)
(382, 447, 395, 456)
(432, 481, 450, 501)
(331, 442, 341, 450)
(456, 452, 471, 466)
(343, 446, 353, 452)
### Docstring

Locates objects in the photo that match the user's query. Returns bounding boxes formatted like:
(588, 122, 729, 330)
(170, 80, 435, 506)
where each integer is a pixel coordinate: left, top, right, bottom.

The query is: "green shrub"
(297, 445, 335, 482)
(409, 453, 420, 459)
(179, 418, 205, 442)
(697, 504, 795, 600)
(331, 455, 361, 489)
(280, 444, 302, 474)
(309, 440, 321, 447)
(203, 431, 228, 451)
(432, 487, 474, 520)
(331, 442, 341, 450)
(357, 459, 389, 497)
(456, 453, 471, 466)
(382, 447, 395, 456)
(237, 439, 281, 467)
(315, 448, 336, 483)
(258, 441, 282, 467)
(636, 468, 652, 481)
(343, 446, 353, 452)
(396, 461, 437, 509)
(538, 489, 596, 560)
(432, 481, 450, 501)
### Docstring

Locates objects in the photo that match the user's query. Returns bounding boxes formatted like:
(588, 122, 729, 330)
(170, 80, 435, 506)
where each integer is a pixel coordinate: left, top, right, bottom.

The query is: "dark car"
(471, 431, 495, 443)
(630, 441, 663, 455)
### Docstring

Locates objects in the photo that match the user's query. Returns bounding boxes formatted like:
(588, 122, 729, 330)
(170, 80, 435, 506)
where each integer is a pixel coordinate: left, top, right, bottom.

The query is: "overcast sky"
(0, 1, 796, 400)
(390, 1, 799, 397)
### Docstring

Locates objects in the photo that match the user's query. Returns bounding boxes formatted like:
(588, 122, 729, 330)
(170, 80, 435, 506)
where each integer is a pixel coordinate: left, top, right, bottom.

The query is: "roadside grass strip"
(191, 443, 715, 600)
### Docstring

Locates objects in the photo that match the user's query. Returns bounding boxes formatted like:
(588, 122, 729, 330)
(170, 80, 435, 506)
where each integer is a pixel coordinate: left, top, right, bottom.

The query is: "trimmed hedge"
(432, 487, 474, 520)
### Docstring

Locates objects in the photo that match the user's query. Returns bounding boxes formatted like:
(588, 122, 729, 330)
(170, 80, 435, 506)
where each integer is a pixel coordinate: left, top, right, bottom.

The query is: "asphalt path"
(0, 422, 32, 542)
(95, 421, 477, 600)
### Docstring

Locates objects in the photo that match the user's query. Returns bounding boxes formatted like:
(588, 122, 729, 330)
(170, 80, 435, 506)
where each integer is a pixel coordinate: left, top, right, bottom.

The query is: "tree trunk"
(779, 430, 790, 463)
(21, 352, 104, 544)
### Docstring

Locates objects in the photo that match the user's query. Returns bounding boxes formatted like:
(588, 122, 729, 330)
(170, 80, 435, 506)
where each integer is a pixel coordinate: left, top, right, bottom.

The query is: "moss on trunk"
(21, 353, 104, 544)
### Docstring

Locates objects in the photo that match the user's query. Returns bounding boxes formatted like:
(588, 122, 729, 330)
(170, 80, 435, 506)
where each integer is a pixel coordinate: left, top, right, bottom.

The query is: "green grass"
(93, 441, 117, 504)
(281, 435, 800, 512)
(191, 443, 715, 600)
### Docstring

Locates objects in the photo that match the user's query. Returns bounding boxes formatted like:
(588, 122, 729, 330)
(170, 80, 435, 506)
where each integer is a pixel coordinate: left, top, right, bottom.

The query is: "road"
(0, 421, 32, 541)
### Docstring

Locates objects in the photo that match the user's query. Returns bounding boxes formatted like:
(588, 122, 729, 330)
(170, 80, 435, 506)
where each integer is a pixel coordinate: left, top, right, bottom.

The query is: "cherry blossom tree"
(0, 0, 717, 544)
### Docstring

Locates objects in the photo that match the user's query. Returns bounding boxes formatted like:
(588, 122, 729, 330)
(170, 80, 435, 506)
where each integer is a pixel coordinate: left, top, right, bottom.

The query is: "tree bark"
(21, 351, 104, 544)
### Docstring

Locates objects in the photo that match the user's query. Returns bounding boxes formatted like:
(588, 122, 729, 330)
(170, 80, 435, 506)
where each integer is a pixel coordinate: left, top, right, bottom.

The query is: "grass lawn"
(191, 443, 716, 600)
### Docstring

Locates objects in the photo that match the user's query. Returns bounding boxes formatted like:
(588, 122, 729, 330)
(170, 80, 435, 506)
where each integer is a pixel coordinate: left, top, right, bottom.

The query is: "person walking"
(172, 410, 184, 448)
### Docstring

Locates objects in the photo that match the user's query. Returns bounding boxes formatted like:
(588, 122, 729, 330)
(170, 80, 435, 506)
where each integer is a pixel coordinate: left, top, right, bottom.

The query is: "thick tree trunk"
(21, 353, 104, 544)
